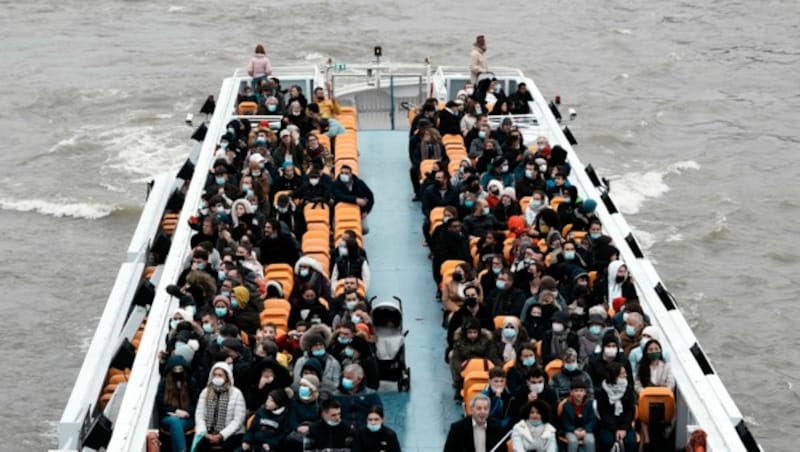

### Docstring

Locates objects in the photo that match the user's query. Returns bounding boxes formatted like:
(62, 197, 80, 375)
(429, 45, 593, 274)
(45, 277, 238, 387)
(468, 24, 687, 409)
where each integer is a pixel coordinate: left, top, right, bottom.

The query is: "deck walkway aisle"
(358, 130, 461, 451)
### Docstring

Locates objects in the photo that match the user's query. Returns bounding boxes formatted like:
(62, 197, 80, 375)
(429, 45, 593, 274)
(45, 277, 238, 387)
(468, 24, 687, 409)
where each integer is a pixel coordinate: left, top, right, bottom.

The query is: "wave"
(0, 198, 119, 219)
(609, 160, 700, 214)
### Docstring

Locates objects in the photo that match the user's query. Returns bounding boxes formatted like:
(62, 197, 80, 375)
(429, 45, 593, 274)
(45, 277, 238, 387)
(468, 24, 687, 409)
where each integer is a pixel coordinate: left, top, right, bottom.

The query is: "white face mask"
(211, 376, 225, 387)
(529, 383, 544, 394)
(309, 178, 320, 186)
(603, 346, 618, 359)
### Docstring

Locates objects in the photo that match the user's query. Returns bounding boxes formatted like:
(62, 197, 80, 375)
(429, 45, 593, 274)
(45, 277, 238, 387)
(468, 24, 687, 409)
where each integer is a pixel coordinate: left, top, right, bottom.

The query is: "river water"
(0, 0, 797, 450)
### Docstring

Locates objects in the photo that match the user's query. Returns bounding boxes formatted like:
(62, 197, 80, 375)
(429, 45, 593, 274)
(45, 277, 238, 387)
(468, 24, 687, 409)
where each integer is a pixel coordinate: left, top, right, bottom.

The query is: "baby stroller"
(370, 296, 411, 391)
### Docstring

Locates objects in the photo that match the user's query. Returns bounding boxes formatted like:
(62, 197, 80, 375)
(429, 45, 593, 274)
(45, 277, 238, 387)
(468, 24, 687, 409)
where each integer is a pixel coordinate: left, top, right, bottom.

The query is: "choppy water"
(1, 0, 798, 449)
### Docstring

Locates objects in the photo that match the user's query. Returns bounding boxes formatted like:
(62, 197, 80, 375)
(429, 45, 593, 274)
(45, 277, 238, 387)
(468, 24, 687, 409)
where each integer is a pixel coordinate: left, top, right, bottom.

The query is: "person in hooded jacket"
(605, 260, 637, 307)
(587, 332, 634, 388)
(284, 374, 323, 450)
(494, 317, 529, 365)
(194, 362, 247, 452)
(292, 325, 342, 390)
(241, 388, 294, 451)
(272, 193, 307, 239)
(330, 236, 370, 290)
(288, 283, 330, 329)
(493, 187, 522, 226)
(289, 256, 331, 304)
(245, 358, 293, 412)
(257, 219, 300, 266)
(229, 285, 261, 338)
(157, 356, 197, 452)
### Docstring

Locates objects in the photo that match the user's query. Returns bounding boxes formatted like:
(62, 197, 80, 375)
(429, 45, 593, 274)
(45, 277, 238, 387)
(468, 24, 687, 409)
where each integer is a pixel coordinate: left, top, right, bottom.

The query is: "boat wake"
(0, 197, 119, 219)
(608, 160, 700, 214)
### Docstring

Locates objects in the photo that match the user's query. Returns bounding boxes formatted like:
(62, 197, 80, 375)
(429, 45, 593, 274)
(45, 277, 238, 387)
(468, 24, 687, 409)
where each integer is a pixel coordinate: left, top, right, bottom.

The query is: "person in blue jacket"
(560, 379, 597, 452)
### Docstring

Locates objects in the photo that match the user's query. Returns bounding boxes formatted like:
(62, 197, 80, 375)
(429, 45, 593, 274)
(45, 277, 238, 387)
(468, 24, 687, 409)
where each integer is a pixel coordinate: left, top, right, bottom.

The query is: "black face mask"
(615, 275, 625, 284)
(465, 297, 478, 308)
(452, 273, 464, 283)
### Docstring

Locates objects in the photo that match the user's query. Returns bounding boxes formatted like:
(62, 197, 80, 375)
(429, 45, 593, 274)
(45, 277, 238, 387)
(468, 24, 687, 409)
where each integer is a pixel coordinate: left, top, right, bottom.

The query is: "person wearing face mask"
(494, 317, 529, 364)
(446, 284, 493, 351)
(256, 219, 300, 267)
(272, 128, 304, 167)
(471, 132, 502, 171)
(288, 284, 331, 329)
(302, 133, 333, 173)
(479, 255, 505, 297)
(271, 194, 306, 239)
(431, 217, 472, 286)
(480, 367, 517, 431)
(486, 269, 527, 318)
(619, 311, 645, 357)
(305, 399, 354, 450)
(333, 363, 382, 430)
(352, 406, 401, 452)
(450, 318, 500, 398)
(194, 362, 246, 452)
(280, 100, 312, 136)
(515, 161, 546, 199)
(244, 357, 292, 413)
(476, 231, 505, 268)
(493, 187, 522, 225)
(294, 167, 332, 206)
(481, 156, 515, 190)
(505, 343, 540, 394)
(540, 311, 580, 366)
(587, 332, 633, 388)
(606, 259, 637, 310)
(337, 333, 379, 390)
(550, 348, 594, 402)
(577, 311, 610, 367)
(331, 164, 374, 228)
(330, 236, 370, 291)
(284, 374, 322, 449)
(463, 198, 503, 238)
(289, 256, 331, 305)
(596, 362, 637, 452)
(292, 327, 342, 390)
(634, 338, 674, 394)
(156, 356, 197, 452)
(510, 399, 558, 452)
(523, 190, 548, 227)
(442, 263, 482, 314)
(241, 388, 293, 451)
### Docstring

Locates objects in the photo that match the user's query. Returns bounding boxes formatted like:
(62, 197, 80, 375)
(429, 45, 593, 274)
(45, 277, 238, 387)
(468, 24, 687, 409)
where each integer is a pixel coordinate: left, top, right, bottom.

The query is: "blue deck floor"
(358, 130, 462, 451)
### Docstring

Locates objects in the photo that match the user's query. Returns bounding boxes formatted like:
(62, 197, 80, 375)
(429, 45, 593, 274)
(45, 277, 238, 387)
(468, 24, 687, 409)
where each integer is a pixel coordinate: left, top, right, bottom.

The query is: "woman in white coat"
(194, 362, 247, 452)
(511, 399, 557, 452)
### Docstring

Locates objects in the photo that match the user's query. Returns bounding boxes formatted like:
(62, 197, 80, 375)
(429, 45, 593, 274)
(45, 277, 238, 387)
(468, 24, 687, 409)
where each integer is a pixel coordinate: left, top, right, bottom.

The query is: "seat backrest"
(463, 384, 487, 416)
(460, 358, 494, 379)
(440, 259, 466, 281)
(263, 298, 291, 313)
(545, 359, 563, 380)
(638, 387, 676, 425)
(519, 196, 532, 213)
(493, 315, 520, 330)
(237, 101, 258, 115)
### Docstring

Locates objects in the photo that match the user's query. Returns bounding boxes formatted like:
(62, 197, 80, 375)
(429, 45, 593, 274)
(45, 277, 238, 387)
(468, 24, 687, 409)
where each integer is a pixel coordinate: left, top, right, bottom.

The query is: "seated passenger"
(331, 164, 375, 232)
(288, 284, 330, 328)
(586, 332, 633, 388)
(540, 311, 580, 366)
(505, 343, 540, 394)
(595, 362, 637, 452)
(446, 284, 493, 351)
(449, 318, 499, 398)
(620, 311, 645, 357)
(635, 339, 675, 394)
(352, 406, 402, 452)
(331, 236, 370, 290)
(244, 357, 293, 412)
(628, 325, 669, 380)
(286, 84, 309, 110)
(430, 216, 472, 285)
(312, 86, 340, 119)
(437, 99, 463, 136)
(292, 327, 342, 390)
(508, 82, 533, 114)
(493, 187, 522, 225)
(302, 133, 333, 173)
(257, 219, 300, 267)
(578, 311, 611, 368)
(334, 363, 383, 431)
(481, 367, 516, 431)
(305, 399, 354, 451)
(293, 167, 332, 206)
(550, 348, 594, 402)
(194, 363, 247, 452)
(290, 256, 331, 305)
(272, 162, 303, 198)
(524, 190, 548, 227)
(442, 262, 481, 314)
(494, 317, 529, 364)
(157, 356, 197, 452)
(510, 399, 558, 452)
(240, 388, 293, 452)
(486, 269, 526, 318)
(560, 379, 597, 452)
(338, 334, 379, 390)
(281, 101, 313, 136)
(284, 374, 322, 449)
(272, 128, 305, 168)
(463, 198, 503, 238)
(480, 156, 514, 189)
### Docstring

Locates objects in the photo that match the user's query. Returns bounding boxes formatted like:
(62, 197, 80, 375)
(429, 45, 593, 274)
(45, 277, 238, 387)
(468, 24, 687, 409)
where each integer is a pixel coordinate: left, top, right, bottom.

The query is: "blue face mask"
(478, 130, 486, 139)
(502, 327, 517, 339)
(342, 377, 355, 390)
(339, 174, 351, 184)
(464, 199, 475, 208)
(170, 319, 180, 330)
(215, 176, 226, 185)
(564, 362, 579, 372)
(589, 325, 602, 336)
(216, 335, 225, 346)
(343, 347, 354, 358)
(255, 137, 267, 146)
(495, 280, 506, 290)
(522, 357, 536, 367)
(482, 207, 490, 215)
(564, 251, 575, 260)
(312, 348, 326, 358)
(366, 423, 382, 433)
(197, 262, 206, 271)
(203, 323, 213, 334)
(220, 290, 231, 298)
(325, 419, 340, 427)
(218, 270, 226, 281)
(231, 299, 239, 309)
(267, 104, 277, 112)
(351, 315, 361, 324)
(337, 336, 352, 345)
(590, 232, 602, 240)
(298, 386, 312, 399)
(215, 307, 227, 318)
(492, 266, 502, 275)
(345, 301, 357, 311)
(625, 325, 637, 337)
(528, 419, 543, 427)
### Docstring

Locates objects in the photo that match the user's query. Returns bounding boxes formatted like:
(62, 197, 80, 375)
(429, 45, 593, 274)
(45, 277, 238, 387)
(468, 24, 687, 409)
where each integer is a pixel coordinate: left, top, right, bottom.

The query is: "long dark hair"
(637, 339, 662, 388)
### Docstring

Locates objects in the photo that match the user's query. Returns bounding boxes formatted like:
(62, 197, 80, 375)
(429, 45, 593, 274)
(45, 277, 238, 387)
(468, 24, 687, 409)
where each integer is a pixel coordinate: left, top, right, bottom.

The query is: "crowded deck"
(54, 46, 761, 452)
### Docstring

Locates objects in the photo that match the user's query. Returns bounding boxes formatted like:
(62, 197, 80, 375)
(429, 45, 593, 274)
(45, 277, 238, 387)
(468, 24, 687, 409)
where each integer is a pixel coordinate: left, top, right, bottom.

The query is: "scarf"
(205, 386, 230, 434)
(550, 330, 568, 358)
(568, 395, 586, 417)
(602, 380, 627, 417)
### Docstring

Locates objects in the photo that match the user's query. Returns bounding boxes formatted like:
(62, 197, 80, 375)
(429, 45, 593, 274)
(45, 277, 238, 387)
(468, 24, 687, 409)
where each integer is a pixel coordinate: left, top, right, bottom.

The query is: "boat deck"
(359, 130, 461, 450)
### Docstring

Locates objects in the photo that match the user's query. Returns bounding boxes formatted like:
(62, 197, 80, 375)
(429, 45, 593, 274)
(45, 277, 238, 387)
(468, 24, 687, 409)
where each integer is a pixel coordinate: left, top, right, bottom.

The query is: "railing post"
(389, 75, 396, 130)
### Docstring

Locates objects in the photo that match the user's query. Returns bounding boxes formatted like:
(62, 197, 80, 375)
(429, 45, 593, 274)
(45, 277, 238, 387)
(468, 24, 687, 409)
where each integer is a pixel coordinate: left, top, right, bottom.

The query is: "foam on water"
(609, 160, 700, 215)
(0, 198, 118, 219)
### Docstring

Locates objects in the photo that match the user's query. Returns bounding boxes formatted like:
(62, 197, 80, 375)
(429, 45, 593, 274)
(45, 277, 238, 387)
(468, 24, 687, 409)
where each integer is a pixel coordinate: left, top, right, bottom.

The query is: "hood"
(300, 323, 333, 352)
(231, 198, 254, 223)
(265, 280, 284, 298)
(165, 355, 188, 374)
(232, 286, 250, 309)
(607, 260, 627, 292)
(294, 255, 324, 275)
(207, 361, 235, 386)
(487, 179, 504, 193)
(253, 357, 292, 386)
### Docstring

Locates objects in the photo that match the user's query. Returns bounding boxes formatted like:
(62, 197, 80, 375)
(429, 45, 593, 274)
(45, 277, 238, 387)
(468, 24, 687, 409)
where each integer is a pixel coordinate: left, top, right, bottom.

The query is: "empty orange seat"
(545, 359, 563, 380)
(161, 213, 179, 236)
(237, 101, 258, 115)
(638, 387, 676, 425)
(304, 203, 331, 226)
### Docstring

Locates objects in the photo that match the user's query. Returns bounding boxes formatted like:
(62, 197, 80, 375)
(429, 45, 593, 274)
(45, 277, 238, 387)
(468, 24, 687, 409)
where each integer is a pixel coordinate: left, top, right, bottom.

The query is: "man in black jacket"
(437, 100, 463, 136)
(305, 398, 353, 451)
(331, 164, 375, 232)
(444, 393, 504, 452)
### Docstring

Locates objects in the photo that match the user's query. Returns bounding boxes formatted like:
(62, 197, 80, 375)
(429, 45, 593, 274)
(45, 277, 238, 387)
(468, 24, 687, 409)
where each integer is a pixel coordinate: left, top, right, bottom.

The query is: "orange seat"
(237, 101, 258, 115)
(545, 359, 563, 380)
(335, 202, 362, 219)
(562, 224, 574, 238)
(302, 239, 330, 258)
(442, 134, 464, 146)
(588, 271, 598, 289)
(334, 279, 367, 298)
(272, 190, 294, 203)
(418, 159, 439, 182)
(493, 315, 521, 330)
(503, 237, 515, 262)
(463, 383, 487, 416)
(161, 213, 179, 236)
(550, 196, 565, 211)
(638, 387, 676, 425)
(305, 222, 330, 234)
(440, 259, 466, 286)
(460, 358, 495, 379)
(519, 196, 532, 213)
(264, 263, 294, 297)
(304, 203, 331, 226)
(304, 253, 330, 275)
